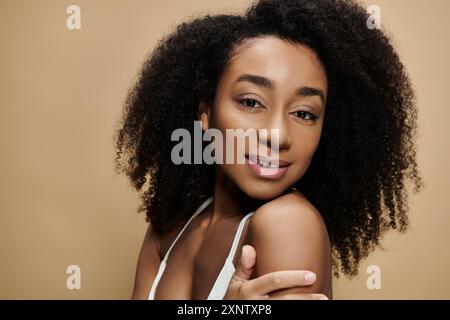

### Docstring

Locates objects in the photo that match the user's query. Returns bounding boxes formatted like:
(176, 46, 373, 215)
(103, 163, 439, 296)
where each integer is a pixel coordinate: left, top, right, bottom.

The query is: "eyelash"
(238, 97, 263, 110)
(237, 97, 318, 121)
(291, 110, 318, 121)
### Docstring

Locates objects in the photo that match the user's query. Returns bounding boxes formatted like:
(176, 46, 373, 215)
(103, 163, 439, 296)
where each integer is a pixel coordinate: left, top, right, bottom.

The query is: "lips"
(245, 154, 291, 179)
(245, 154, 291, 167)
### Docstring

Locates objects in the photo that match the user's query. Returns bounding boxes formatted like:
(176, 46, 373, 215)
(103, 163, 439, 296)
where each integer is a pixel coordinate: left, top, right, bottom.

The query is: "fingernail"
(304, 272, 316, 283)
(319, 295, 329, 300)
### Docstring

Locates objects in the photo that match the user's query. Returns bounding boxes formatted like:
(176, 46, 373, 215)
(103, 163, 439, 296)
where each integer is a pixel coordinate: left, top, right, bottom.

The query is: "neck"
(210, 167, 262, 225)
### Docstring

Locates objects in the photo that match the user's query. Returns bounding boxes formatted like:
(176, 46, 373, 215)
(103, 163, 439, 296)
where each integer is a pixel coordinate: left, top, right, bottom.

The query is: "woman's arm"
(245, 192, 333, 299)
(130, 222, 161, 300)
(132, 218, 329, 300)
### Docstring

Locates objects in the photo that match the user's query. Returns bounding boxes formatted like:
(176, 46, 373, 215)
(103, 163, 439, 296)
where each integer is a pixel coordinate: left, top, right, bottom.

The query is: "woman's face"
(201, 35, 328, 200)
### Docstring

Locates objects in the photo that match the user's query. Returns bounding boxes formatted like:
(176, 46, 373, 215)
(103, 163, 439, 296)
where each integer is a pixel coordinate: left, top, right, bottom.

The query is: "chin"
(237, 179, 289, 201)
(220, 164, 302, 201)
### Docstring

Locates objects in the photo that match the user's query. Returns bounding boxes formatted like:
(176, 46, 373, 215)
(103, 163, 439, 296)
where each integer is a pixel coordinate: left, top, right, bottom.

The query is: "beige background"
(0, 0, 448, 299)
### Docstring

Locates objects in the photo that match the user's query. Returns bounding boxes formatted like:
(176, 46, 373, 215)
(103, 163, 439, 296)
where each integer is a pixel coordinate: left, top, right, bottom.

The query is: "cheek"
(290, 126, 322, 165)
(212, 103, 257, 158)
(208, 104, 241, 164)
(212, 100, 258, 131)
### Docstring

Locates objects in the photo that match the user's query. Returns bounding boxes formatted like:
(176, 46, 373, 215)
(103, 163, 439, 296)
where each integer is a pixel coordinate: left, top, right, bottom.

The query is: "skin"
(224, 245, 329, 300)
(202, 36, 327, 201)
(131, 35, 332, 299)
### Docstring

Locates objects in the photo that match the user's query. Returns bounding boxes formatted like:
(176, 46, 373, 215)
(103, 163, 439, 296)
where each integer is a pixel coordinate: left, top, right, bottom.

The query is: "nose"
(259, 108, 292, 151)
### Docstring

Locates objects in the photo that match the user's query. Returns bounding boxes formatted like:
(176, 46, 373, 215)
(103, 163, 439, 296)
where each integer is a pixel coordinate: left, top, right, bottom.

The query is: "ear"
(198, 102, 211, 131)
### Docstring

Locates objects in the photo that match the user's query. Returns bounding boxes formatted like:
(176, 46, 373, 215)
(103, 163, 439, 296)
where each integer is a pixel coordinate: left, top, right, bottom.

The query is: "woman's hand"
(223, 245, 329, 300)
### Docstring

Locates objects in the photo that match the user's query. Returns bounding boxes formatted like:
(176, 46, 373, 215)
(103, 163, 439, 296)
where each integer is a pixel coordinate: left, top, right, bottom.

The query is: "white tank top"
(147, 196, 255, 300)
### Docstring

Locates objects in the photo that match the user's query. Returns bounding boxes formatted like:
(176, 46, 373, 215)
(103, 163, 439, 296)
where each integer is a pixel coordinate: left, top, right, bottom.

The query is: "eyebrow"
(234, 73, 326, 104)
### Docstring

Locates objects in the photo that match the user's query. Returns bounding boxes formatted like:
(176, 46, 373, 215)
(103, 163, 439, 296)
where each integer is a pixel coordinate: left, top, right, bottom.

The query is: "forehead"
(223, 36, 328, 92)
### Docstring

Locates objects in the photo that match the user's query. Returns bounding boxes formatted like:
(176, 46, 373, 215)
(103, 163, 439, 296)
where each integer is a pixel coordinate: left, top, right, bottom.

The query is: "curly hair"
(114, 0, 424, 277)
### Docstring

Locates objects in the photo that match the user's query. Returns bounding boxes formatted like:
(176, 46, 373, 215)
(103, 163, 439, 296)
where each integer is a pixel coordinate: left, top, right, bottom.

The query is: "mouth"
(245, 154, 291, 179)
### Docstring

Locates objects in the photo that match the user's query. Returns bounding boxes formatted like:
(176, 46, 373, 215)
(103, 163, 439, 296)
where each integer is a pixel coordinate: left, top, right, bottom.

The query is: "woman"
(114, 0, 423, 300)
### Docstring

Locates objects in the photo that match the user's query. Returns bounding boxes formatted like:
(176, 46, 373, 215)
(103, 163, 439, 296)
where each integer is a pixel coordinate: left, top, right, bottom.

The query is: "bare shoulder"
(250, 191, 330, 244)
(246, 191, 332, 296)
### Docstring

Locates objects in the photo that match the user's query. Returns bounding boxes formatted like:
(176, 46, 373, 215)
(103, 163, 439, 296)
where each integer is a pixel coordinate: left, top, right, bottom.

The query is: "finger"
(231, 245, 256, 282)
(245, 270, 316, 296)
(268, 293, 329, 300)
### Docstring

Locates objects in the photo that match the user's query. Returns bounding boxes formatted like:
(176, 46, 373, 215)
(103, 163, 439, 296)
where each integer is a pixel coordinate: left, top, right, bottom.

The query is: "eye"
(291, 110, 318, 122)
(238, 97, 264, 110)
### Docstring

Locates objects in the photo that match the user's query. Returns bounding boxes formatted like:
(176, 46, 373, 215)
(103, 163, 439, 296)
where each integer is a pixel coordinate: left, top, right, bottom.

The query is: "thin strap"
(225, 211, 255, 262)
(162, 196, 214, 262)
(148, 196, 213, 300)
(206, 211, 255, 300)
